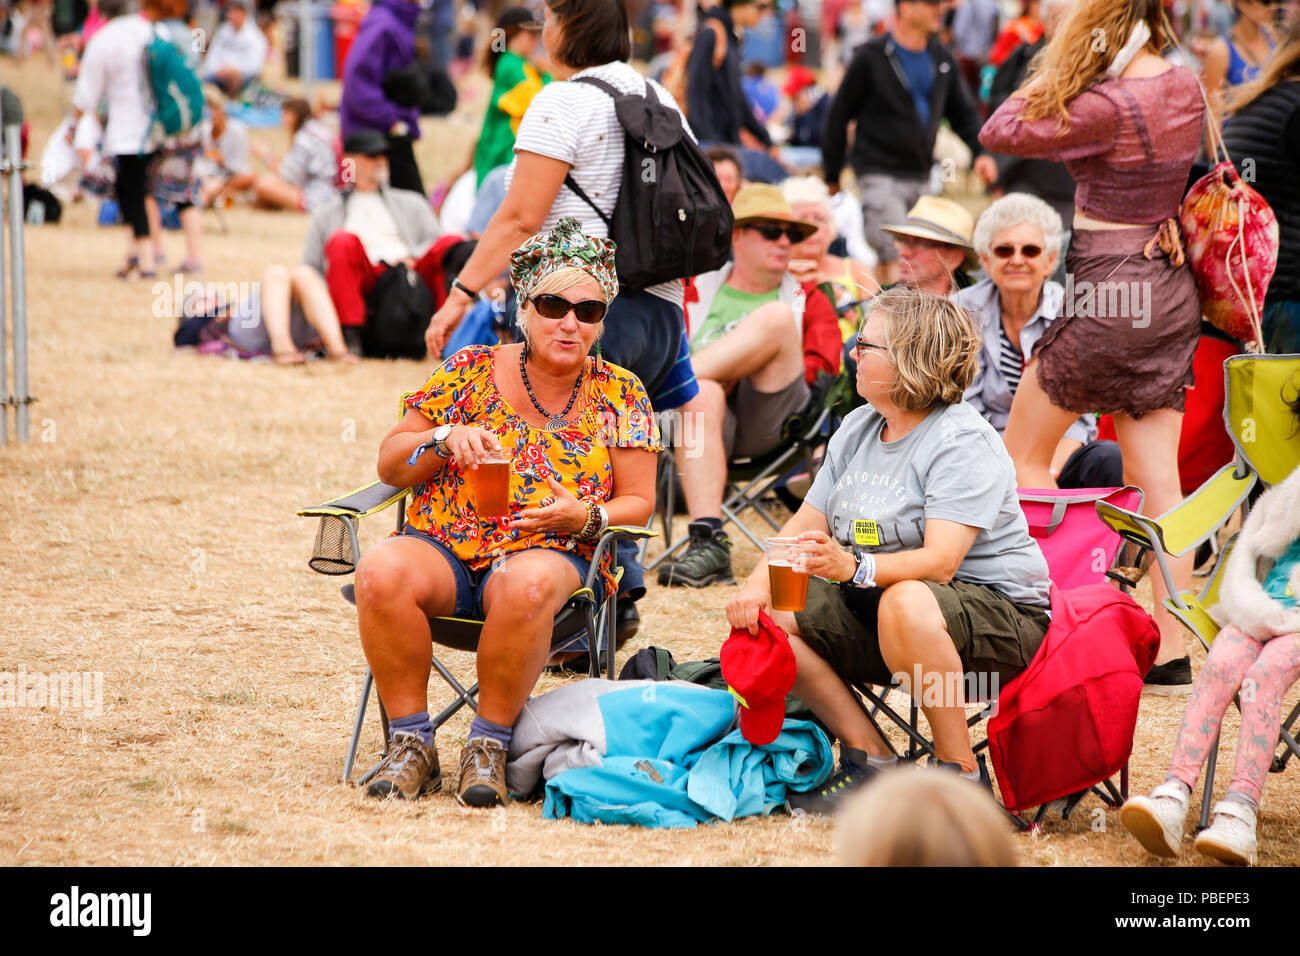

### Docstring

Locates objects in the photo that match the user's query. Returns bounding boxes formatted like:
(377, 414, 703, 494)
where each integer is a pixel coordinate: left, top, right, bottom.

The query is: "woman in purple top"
(980, 0, 1205, 686)
(339, 0, 425, 194)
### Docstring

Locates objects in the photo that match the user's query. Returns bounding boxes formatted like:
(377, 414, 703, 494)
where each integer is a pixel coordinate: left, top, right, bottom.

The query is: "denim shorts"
(398, 524, 597, 619)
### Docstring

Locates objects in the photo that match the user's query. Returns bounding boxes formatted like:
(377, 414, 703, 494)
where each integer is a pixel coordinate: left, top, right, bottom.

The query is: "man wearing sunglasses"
(820, 0, 996, 284)
(659, 184, 843, 588)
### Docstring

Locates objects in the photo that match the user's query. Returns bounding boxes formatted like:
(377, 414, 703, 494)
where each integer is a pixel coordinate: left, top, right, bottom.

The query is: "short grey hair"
(780, 175, 832, 215)
(972, 193, 1063, 260)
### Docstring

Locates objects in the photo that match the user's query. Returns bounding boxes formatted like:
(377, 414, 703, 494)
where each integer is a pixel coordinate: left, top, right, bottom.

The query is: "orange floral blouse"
(401, 345, 662, 595)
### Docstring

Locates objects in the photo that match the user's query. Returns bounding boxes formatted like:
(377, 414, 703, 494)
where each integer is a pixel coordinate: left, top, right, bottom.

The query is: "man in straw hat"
(881, 195, 978, 298)
(659, 184, 841, 589)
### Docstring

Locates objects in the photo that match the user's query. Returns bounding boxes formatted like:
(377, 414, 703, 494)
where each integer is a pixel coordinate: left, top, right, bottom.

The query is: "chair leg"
(1271, 700, 1300, 772)
(430, 655, 479, 723)
(1199, 728, 1221, 831)
(342, 668, 374, 784)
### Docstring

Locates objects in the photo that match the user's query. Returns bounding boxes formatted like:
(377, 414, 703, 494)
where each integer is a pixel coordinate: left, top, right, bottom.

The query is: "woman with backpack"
(69, 0, 159, 279)
(980, 0, 1205, 695)
(1223, 15, 1300, 353)
(1121, 398, 1300, 865)
(142, 0, 203, 273)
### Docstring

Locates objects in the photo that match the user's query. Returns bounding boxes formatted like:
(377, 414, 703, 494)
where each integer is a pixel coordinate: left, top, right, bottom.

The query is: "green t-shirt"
(691, 284, 780, 351)
(1264, 537, 1300, 608)
(474, 51, 550, 186)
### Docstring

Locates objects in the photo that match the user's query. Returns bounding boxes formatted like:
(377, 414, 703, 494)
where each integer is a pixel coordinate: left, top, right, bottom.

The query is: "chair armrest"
(297, 481, 410, 520)
(584, 526, 657, 592)
(1095, 463, 1256, 557)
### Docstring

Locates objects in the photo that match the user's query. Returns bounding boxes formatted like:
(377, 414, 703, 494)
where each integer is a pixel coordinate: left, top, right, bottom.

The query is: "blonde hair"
(867, 287, 981, 411)
(516, 266, 607, 346)
(780, 175, 832, 215)
(1020, 0, 1171, 123)
(834, 767, 1019, 867)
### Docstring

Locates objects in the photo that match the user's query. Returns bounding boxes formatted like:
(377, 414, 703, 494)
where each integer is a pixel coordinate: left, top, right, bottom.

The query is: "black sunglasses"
(992, 243, 1044, 260)
(529, 293, 607, 324)
(746, 222, 806, 243)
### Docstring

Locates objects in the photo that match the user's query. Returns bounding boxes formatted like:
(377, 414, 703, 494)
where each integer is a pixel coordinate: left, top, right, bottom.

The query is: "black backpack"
(563, 76, 734, 291)
(362, 264, 434, 360)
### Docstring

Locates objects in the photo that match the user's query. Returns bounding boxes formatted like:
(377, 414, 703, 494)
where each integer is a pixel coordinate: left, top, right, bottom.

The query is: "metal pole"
(299, 0, 315, 100)
(0, 99, 10, 445)
(5, 125, 28, 443)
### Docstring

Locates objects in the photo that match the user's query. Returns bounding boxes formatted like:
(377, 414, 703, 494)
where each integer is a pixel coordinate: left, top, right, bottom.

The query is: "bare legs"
(677, 301, 804, 520)
(356, 539, 579, 728)
(259, 264, 357, 363)
(1004, 358, 1190, 664)
(777, 582, 979, 771)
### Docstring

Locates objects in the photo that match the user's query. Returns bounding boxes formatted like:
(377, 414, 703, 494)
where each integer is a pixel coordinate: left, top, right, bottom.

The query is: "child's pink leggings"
(1167, 625, 1300, 804)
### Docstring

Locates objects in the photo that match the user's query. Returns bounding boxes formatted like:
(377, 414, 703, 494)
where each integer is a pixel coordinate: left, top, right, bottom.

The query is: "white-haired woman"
(781, 175, 878, 342)
(955, 192, 1123, 489)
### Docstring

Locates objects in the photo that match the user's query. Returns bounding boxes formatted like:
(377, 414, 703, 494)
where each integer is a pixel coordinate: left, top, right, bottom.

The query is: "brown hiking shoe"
(365, 731, 441, 799)
(457, 738, 509, 807)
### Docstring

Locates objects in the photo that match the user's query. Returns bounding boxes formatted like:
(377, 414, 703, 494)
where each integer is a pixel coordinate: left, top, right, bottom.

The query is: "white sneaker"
(1194, 800, 1258, 866)
(1119, 781, 1189, 858)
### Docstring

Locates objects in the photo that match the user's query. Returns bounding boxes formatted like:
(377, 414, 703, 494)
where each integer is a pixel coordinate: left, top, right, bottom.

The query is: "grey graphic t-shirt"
(806, 402, 1052, 608)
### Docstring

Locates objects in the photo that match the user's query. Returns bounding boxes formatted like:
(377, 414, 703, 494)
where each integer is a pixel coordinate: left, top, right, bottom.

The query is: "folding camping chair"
(1094, 354, 1300, 827)
(645, 368, 853, 569)
(299, 395, 654, 785)
(850, 485, 1146, 827)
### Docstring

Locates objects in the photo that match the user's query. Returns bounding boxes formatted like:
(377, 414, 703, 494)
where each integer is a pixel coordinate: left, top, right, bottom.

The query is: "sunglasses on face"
(853, 337, 888, 356)
(529, 293, 607, 324)
(746, 223, 805, 243)
(992, 243, 1044, 260)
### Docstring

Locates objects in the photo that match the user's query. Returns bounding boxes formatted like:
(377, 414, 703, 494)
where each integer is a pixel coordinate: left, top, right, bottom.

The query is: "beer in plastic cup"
(766, 537, 810, 612)
(468, 448, 514, 517)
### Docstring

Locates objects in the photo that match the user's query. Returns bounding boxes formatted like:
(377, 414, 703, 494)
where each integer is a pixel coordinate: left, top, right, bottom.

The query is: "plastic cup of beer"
(766, 537, 810, 612)
(467, 447, 514, 517)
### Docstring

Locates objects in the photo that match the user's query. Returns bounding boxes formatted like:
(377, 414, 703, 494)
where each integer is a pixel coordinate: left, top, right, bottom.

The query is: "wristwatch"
(431, 424, 454, 459)
(851, 548, 877, 589)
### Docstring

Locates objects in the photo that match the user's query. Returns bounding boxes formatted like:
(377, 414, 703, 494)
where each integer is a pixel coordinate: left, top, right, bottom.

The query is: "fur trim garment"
(1214, 465, 1300, 640)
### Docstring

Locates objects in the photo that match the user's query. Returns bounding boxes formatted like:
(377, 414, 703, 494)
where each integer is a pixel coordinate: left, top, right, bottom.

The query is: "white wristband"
(852, 551, 876, 589)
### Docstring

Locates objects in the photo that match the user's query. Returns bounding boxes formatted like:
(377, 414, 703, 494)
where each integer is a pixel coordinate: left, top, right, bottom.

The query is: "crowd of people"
(10, 0, 1300, 864)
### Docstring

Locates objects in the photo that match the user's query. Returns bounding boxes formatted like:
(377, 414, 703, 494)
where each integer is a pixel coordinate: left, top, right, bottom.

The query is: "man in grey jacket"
(302, 130, 441, 349)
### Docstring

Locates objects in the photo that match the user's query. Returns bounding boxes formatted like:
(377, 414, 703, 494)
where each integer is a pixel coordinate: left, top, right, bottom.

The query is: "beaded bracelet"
(575, 500, 601, 542)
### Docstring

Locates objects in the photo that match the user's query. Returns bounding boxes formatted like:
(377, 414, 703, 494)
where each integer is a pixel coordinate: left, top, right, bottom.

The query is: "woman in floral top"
(355, 218, 660, 809)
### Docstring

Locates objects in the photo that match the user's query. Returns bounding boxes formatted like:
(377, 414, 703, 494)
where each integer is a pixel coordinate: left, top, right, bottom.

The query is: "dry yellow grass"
(2, 54, 1298, 868)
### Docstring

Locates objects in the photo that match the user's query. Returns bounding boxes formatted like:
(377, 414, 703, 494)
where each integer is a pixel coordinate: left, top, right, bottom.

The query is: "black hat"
(496, 6, 543, 30)
(342, 129, 390, 157)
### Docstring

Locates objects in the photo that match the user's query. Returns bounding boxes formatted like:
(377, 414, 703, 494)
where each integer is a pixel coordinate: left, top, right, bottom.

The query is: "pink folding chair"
(1019, 486, 1145, 589)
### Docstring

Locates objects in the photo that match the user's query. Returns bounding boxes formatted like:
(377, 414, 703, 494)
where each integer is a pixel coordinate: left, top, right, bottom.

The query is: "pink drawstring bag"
(1179, 126, 1279, 348)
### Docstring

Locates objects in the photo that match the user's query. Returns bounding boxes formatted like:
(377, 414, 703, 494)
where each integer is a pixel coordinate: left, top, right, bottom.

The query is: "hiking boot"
(929, 754, 994, 796)
(365, 731, 441, 800)
(657, 523, 734, 588)
(785, 747, 879, 816)
(1119, 780, 1190, 857)
(457, 737, 509, 808)
(1143, 656, 1192, 696)
(1194, 800, 1258, 866)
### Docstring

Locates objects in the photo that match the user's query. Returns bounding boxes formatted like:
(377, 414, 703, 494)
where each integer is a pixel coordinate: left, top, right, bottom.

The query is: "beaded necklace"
(519, 343, 584, 432)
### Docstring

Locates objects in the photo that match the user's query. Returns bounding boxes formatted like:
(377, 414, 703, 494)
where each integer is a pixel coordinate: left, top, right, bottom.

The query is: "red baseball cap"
(721, 611, 797, 745)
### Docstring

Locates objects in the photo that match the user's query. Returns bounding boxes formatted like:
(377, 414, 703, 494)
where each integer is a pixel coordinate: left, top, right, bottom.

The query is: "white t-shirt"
(72, 15, 156, 157)
(507, 61, 694, 307)
(343, 191, 413, 265)
(204, 19, 268, 79)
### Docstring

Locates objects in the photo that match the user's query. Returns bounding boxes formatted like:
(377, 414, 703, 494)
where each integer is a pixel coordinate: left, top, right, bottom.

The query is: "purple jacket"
(339, 0, 421, 139)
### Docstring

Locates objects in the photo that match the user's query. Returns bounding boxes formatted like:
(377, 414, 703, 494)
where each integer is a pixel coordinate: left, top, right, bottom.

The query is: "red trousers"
(324, 231, 443, 327)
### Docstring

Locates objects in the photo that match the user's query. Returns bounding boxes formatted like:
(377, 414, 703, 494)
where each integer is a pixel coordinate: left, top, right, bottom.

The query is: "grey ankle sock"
(390, 711, 433, 748)
(1223, 788, 1259, 814)
(468, 715, 513, 748)
(696, 517, 724, 533)
(865, 754, 898, 769)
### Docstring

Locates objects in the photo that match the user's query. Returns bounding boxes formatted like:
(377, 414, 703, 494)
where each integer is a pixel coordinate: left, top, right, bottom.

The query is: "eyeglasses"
(853, 337, 888, 356)
(529, 293, 607, 324)
(745, 222, 805, 243)
(992, 243, 1044, 260)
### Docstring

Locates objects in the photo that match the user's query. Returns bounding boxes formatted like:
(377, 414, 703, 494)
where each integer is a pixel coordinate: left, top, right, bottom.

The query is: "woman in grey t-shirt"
(726, 287, 1052, 815)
